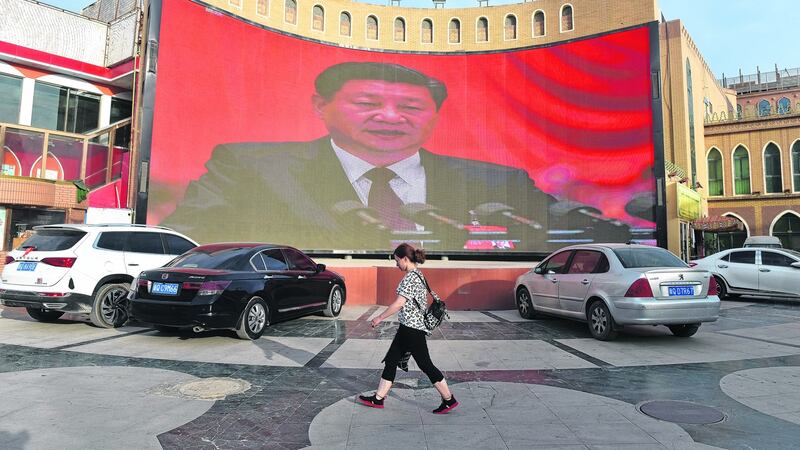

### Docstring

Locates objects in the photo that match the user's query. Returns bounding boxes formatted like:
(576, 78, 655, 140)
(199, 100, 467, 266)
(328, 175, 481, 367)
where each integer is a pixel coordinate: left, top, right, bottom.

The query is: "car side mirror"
(791, 262, 800, 269)
(316, 263, 326, 273)
(533, 267, 543, 275)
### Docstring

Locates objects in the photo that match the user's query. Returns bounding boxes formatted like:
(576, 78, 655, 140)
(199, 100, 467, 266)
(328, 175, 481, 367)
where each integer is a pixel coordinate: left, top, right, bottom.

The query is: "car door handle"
(551, 278, 558, 283)
(717, 264, 728, 269)
(759, 268, 771, 272)
(581, 279, 590, 285)
(297, 275, 307, 279)
(128, 263, 139, 266)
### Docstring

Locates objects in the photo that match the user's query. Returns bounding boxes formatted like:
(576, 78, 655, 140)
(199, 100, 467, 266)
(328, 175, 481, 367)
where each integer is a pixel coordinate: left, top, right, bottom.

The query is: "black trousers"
(381, 324, 444, 383)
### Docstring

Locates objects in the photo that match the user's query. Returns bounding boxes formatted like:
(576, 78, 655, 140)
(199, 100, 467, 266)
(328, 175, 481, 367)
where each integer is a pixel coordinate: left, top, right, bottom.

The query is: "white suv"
(0, 224, 197, 328)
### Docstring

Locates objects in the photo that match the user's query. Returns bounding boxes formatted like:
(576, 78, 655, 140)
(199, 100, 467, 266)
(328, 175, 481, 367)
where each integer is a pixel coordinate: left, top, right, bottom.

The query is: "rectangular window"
(31, 82, 100, 133)
(729, 251, 755, 264)
(0, 73, 23, 123)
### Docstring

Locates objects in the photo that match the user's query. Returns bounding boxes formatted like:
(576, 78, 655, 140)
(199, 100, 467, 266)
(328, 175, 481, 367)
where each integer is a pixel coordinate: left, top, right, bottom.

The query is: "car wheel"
(323, 285, 344, 318)
(516, 287, 537, 319)
(26, 307, 64, 322)
(714, 276, 740, 300)
(90, 283, 130, 328)
(588, 301, 618, 341)
(668, 323, 700, 337)
(236, 297, 269, 340)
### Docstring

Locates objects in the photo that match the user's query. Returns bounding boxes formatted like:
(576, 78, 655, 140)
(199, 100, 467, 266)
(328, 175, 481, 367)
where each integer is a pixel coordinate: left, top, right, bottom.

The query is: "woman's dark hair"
(393, 243, 426, 264)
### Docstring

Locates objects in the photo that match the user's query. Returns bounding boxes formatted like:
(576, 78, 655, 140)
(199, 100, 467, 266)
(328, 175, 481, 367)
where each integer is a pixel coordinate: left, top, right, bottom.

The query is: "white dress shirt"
(330, 139, 427, 207)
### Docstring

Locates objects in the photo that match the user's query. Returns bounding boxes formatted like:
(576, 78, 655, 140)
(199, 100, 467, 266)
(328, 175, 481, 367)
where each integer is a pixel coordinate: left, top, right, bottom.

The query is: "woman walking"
(358, 243, 459, 414)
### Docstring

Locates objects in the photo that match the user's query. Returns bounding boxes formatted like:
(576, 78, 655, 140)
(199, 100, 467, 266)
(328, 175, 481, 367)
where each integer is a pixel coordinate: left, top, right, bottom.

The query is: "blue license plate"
(151, 282, 179, 296)
(17, 262, 37, 272)
(668, 286, 694, 296)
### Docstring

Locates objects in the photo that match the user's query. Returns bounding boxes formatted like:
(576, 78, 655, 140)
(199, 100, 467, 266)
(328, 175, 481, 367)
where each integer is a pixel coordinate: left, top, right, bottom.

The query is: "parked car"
(515, 243, 720, 340)
(692, 247, 800, 300)
(743, 236, 783, 248)
(128, 243, 345, 340)
(0, 224, 197, 328)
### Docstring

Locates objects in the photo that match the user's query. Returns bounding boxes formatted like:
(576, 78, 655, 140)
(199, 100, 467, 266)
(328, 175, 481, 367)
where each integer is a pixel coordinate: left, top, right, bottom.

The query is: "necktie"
(364, 167, 416, 231)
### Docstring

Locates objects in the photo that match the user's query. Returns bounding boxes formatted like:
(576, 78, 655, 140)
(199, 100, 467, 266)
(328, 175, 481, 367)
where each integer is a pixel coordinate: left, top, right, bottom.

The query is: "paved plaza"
(1, 300, 800, 449)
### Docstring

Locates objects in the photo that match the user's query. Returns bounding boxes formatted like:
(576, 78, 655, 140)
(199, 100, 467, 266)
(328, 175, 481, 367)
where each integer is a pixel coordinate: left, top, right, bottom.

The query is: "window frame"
(732, 145, 752, 195)
(393, 16, 406, 43)
(420, 17, 434, 44)
(566, 250, 605, 274)
(311, 4, 325, 32)
(475, 16, 489, 43)
(532, 9, 546, 38)
(339, 11, 352, 37)
(448, 18, 461, 44)
(366, 15, 380, 41)
(762, 142, 784, 194)
(706, 147, 724, 196)
(559, 3, 574, 33)
(503, 14, 517, 41)
(124, 232, 166, 255)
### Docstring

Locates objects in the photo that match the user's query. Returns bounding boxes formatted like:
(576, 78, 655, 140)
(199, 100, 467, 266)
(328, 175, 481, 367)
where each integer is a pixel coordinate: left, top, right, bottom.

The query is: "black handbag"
(411, 272, 449, 331)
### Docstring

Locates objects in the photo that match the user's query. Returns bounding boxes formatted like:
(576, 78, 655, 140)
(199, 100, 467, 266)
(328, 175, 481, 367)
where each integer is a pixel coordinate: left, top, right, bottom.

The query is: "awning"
(691, 215, 745, 232)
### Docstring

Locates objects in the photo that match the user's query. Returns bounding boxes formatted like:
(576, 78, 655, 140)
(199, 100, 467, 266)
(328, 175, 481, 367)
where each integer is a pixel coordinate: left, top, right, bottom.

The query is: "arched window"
(758, 99, 771, 116)
(772, 213, 800, 250)
(366, 15, 379, 40)
(256, 0, 268, 16)
(504, 15, 517, 40)
(476, 17, 488, 42)
(560, 4, 573, 32)
(421, 19, 433, 43)
(792, 140, 800, 192)
(340, 12, 351, 36)
(284, 0, 296, 24)
(707, 148, 723, 196)
(448, 19, 460, 43)
(764, 143, 783, 193)
(733, 145, 751, 195)
(778, 97, 791, 114)
(686, 59, 697, 186)
(736, 103, 742, 119)
(312, 5, 324, 31)
(394, 18, 406, 42)
(533, 10, 545, 37)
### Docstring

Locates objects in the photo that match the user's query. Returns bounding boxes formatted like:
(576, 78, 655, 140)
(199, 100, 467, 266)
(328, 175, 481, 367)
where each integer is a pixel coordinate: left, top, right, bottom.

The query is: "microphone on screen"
(331, 200, 389, 231)
(473, 202, 544, 229)
(400, 203, 465, 230)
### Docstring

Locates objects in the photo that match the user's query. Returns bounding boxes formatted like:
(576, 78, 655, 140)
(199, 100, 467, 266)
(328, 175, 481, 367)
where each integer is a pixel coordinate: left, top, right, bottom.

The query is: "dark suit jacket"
(161, 137, 557, 250)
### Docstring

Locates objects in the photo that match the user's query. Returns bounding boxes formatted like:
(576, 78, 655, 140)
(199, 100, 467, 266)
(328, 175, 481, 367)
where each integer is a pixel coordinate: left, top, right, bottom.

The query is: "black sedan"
(128, 243, 345, 340)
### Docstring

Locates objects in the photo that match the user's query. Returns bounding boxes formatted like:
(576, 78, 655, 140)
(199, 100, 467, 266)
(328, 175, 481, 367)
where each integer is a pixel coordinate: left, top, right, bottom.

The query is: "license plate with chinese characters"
(151, 282, 179, 296)
(667, 286, 694, 296)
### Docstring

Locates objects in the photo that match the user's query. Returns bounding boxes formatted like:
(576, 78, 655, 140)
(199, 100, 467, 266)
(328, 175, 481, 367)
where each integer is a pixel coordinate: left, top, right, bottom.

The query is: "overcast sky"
(42, 0, 799, 78)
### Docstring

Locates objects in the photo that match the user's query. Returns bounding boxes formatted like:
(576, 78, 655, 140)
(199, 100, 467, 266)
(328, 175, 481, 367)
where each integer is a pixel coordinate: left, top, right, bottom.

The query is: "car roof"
(556, 243, 664, 252)
(33, 224, 178, 233)
(191, 243, 287, 253)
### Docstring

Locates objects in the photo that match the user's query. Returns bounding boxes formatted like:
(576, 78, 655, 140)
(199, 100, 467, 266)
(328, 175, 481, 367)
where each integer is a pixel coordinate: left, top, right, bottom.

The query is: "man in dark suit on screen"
(162, 62, 625, 250)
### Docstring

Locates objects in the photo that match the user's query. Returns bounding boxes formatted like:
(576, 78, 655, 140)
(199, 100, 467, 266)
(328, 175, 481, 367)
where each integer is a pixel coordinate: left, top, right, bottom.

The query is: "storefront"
(676, 183, 701, 261)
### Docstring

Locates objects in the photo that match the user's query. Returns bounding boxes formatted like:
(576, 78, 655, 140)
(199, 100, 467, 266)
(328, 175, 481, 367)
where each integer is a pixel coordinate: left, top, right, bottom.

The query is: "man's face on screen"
(314, 80, 439, 161)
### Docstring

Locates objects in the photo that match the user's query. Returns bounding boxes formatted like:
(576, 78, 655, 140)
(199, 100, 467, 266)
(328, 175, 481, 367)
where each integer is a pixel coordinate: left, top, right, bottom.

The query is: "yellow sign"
(677, 183, 701, 221)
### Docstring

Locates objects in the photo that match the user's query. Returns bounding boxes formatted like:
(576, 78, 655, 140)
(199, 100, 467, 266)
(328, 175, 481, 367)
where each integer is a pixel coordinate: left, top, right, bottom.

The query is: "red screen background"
(147, 0, 656, 232)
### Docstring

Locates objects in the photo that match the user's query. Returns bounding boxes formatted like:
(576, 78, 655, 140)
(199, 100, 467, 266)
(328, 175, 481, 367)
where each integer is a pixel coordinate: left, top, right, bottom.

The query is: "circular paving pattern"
(720, 366, 800, 425)
(305, 381, 723, 449)
(176, 377, 252, 400)
(639, 400, 725, 424)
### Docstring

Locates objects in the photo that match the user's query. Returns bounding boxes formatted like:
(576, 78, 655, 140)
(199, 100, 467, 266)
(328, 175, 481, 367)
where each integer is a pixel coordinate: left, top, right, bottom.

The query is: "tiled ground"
(1, 300, 800, 449)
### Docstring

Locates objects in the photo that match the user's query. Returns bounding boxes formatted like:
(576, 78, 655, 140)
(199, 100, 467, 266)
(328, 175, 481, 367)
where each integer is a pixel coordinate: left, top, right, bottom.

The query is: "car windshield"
(783, 249, 800, 259)
(167, 247, 252, 270)
(18, 229, 86, 251)
(613, 248, 687, 268)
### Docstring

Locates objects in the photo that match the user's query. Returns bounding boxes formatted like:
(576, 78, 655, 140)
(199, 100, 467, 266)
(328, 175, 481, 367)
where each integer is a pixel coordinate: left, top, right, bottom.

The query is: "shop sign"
(677, 184, 701, 221)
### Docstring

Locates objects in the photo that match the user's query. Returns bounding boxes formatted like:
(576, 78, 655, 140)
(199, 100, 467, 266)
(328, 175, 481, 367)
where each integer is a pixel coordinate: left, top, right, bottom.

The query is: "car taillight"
(4, 256, 14, 264)
(40, 257, 77, 268)
(181, 280, 232, 296)
(708, 276, 719, 295)
(624, 278, 654, 298)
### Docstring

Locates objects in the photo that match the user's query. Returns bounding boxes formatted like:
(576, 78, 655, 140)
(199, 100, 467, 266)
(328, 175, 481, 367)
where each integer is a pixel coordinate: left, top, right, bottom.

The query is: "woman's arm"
(370, 295, 408, 327)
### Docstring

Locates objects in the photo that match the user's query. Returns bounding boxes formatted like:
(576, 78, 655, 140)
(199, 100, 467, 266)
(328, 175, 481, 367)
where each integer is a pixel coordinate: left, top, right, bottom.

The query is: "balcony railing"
(0, 119, 131, 189)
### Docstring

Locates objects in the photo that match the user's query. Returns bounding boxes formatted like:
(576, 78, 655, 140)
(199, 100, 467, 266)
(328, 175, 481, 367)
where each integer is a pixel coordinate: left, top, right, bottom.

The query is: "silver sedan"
(515, 244, 720, 340)
(692, 247, 800, 300)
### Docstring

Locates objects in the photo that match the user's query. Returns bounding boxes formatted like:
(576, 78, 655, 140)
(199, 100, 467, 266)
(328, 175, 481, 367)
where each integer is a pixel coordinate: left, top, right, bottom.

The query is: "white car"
(0, 224, 197, 328)
(515, 244, 720, 340)
(692, 247, 800, 300)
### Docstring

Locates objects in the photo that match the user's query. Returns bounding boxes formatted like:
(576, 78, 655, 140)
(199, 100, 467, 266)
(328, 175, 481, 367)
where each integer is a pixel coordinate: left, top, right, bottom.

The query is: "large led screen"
(145, 0, 659, 253)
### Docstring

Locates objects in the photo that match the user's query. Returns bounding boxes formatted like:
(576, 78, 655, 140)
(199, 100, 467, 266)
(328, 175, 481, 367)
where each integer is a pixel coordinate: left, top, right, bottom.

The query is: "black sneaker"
(358, 394, 385, 409)
(432, 395, 459, 414)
